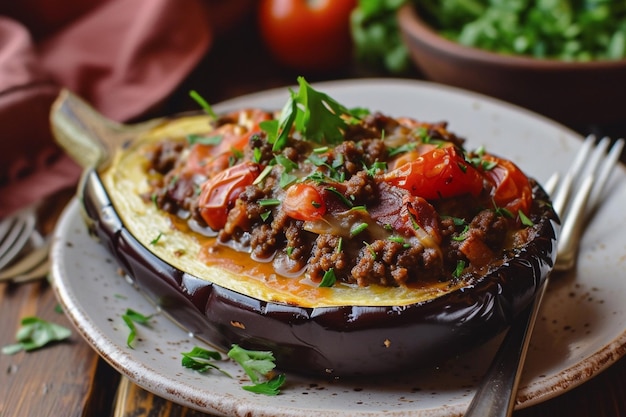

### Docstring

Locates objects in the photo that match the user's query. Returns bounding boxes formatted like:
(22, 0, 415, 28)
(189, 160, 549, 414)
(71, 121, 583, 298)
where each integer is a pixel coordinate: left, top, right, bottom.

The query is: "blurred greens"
(350, 0, 412, 74)
(350, 0, 626, 72)
(418, 0, 626, 61)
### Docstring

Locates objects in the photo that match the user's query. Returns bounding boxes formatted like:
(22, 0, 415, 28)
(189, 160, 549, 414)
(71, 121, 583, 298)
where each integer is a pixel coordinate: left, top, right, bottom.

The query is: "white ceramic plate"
(50, 79, 626, 417)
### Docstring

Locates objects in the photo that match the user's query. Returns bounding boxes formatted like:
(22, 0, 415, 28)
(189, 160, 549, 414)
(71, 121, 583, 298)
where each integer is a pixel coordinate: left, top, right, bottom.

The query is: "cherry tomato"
(387, 143, 444, 171)
(383, 146, 483, 200)
(198, 162, 262, 230)
(258, 0, 357, 72)
(283, 183, 327, 221)
(214, 109, 273, 155)
(481, 155, 532, 215)
(186, 109, 272, 177)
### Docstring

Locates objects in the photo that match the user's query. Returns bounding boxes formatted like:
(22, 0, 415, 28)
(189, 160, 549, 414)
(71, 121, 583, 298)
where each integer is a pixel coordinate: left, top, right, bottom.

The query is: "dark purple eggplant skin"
(80, 168, 559, 377)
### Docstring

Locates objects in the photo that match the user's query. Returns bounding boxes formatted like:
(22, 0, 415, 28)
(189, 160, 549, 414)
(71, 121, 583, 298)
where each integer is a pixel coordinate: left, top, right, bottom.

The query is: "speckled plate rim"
(50, 78, 626, 416)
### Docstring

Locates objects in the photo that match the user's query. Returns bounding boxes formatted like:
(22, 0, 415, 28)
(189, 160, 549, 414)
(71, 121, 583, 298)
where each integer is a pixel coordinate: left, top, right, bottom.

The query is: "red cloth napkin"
(0, 0, 248, 218)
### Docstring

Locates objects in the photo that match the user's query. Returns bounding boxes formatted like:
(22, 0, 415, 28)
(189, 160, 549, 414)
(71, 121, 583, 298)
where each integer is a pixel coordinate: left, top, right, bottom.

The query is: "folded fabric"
(0, 0, 217, 218)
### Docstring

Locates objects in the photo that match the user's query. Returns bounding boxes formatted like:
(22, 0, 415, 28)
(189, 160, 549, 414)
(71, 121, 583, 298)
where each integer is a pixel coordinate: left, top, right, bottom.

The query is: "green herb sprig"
(2, 317, 71, 355)
(228, 344, 286, 395)
(122, 309, 153, 349)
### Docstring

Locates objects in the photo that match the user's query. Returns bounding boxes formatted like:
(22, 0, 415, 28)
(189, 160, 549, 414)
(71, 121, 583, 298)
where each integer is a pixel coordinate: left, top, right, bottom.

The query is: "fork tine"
(555, 175, 594, 271)
(551, 135, 595, 216)
(0, 241, 50, 282)
(0, 209, 36, 270)
(0, 216, 15, 240)
(586, 138, 624, 213)
(553, 137, 624, 271)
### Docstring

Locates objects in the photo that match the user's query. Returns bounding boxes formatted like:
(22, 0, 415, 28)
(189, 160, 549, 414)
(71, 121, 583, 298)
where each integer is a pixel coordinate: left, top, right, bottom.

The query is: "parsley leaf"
(189, 90, 217, 118)
(293, 77, 350, 144)
(227, 345, 285, 395)
(453, 260, 466, 278)
(227, 344, 277, 383)
(2, 317, 71, 355)
(518, 210, 534, 227)
(263, 77, 363, 152)
(181, 346, 231, 377)
(150, 232, 164, 245)
(242, 374, 286, 396)
(122, 309, 153, 349)
(186, 134, 222, 146)
(319, 268, 337, 287)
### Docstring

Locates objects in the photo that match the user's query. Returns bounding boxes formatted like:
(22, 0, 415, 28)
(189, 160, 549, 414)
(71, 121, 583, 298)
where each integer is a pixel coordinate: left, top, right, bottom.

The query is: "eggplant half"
(50, 88, 559, 377)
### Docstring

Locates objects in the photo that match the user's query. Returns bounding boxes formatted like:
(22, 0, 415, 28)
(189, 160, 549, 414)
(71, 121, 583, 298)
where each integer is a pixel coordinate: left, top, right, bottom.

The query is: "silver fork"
(463, 134, 625, 417)
(0, 206, 37, 271)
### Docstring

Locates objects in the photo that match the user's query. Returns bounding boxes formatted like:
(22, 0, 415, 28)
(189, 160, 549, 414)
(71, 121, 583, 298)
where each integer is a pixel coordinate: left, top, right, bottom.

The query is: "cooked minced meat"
(145, 104, 537, 288)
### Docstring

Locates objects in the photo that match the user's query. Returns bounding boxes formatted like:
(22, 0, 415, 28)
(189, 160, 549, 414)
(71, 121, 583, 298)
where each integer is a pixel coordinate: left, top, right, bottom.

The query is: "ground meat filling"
(146, 110, 537, 288)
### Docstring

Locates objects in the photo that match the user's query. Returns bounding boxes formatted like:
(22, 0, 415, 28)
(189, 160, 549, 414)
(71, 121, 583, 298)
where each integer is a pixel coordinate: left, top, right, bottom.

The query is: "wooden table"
(2, 14, 626, 417)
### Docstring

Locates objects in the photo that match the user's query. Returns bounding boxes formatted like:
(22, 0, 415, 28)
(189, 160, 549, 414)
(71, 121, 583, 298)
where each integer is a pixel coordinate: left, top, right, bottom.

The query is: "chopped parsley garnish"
(494, 205, 514, 219)
(122, 308, 153, 349)
(262, 77, 363, 152)
(444, 216, 467, 227)
(275, 154, 298, 172)
(350, 222, 369, 237)
(364, 241, 377, 259)
(242, 374, 286, 396)
(388, 142, 418, 157)
(349, 205, 368, 213)
(181, 346, 231, 376)
(453, 260, 466, 278)
(366, 161, 387, 176)
(2, 317, 71, 355)
(452, 225, 470, 241)
(229, 149, 244, 166)
(313, 146, 329, 153)
(253, 147, 263, 163)
(228, 344, 285, 396)
(252, 165, 273, 185)
(389, 236, 411, 248)
(325, 187, 353, 208)
(279, 172, 298, 188)
(150, 232, 164, 245)
(414, 126, 432, 142)
(518, 210, 534, 227)
(319, 268, 337, 287)
(258, 198, 281, 207)
(189, 90, 217, 118)
(480, 159, 498, 171)
(181, 345, 285, 395)
(187, 134, 222, 146)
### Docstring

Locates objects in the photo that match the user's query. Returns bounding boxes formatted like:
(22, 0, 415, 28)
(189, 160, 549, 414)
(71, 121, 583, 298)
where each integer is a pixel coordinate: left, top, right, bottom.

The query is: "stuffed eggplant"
(51, 78, 559, 376)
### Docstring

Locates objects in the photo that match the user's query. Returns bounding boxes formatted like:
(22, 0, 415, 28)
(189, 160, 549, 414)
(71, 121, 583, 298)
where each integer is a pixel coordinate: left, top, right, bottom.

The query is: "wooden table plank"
(0, 281, 118, 417)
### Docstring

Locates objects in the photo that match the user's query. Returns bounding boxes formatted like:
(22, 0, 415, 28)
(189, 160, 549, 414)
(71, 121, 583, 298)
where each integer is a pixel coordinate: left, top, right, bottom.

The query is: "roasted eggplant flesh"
(53, 81, 559, 376)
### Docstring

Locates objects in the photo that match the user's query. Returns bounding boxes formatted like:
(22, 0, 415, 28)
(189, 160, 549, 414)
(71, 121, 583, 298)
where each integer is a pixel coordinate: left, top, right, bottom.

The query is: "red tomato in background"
(258, 0, 357, 72)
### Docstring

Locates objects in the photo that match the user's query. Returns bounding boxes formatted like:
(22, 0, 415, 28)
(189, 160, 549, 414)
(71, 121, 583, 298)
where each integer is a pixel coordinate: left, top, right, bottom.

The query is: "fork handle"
(463, 279, 549, 417)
